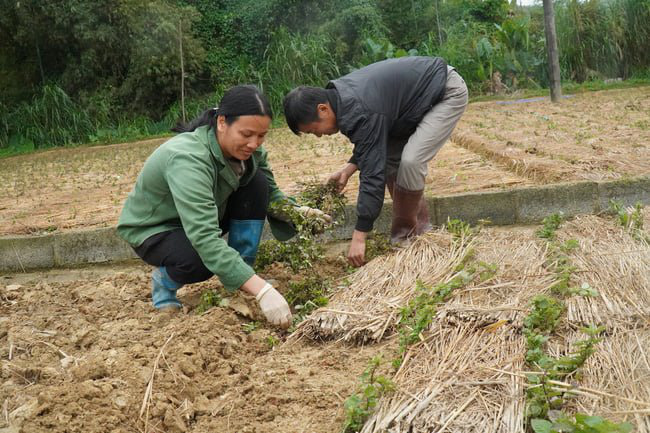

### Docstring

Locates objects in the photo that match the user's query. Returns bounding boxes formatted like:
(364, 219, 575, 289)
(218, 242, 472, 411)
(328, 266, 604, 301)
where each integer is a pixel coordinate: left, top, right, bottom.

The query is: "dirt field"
(0, 252, 396, 433)
(454, 86, 650, 182)
(2, 215, 649, 433)
(2, 86, 647, 237)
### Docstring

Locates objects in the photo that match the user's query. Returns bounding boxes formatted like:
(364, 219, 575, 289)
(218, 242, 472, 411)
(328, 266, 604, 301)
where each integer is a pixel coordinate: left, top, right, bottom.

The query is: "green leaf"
(531, 418, 553, 433)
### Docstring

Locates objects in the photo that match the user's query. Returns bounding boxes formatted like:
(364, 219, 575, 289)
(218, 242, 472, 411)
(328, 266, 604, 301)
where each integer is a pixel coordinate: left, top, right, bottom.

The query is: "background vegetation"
(1, 0, 649, 154)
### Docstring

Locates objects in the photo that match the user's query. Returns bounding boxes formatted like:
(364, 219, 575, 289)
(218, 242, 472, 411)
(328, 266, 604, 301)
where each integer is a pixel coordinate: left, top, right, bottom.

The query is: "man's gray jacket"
(327, 56, 448, 232)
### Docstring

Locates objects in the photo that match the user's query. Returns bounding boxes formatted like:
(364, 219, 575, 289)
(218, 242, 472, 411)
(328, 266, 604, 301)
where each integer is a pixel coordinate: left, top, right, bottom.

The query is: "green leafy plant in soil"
(195, 289, 223, 314)
(365, 231, 393, 261)
(536, 213, 564, 240)
(524, 213, 624, 430)
(531, 413, 633, 433)
(342, 357, 395, 433)
(610, 200, 648, 242)
(285, 275, 330, 330)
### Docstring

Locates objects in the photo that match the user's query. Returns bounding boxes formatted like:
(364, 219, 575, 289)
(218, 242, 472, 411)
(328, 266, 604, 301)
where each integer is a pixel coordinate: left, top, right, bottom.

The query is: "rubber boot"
(227, 219, 265, 266)
(390, 184, 425, 245)
(151, 266, 183, 310)
(415, 195, 433, 235)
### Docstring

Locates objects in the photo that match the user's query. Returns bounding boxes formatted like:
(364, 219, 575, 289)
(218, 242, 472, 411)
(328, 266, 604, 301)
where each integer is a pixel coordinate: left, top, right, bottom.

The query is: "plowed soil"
(1, 260, 394, 433)
(1, 86, 648, 236)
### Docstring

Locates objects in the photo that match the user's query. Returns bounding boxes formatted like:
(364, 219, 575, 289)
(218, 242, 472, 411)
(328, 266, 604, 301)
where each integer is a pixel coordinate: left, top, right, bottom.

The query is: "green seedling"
(610, 200, 647, 241)
(265, 335, 279, 348)
(531, 413, 633, 433)
(365, 231, 393, 261)
(195, 289, 222, 315)
(342, 357, 394, 433)
(242, 321, 261, 334)
(393, 269, 475, 368)
(537, 213, 564, 240)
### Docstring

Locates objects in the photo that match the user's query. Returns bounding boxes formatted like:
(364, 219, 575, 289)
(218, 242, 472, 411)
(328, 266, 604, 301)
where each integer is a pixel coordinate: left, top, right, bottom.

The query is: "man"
(283, 56, 468, 267)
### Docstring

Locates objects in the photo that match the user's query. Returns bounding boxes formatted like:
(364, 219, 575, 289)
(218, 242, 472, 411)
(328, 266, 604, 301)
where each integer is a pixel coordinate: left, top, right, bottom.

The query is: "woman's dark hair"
(172, 84, 272, 133)
(283, 86, 328, 135)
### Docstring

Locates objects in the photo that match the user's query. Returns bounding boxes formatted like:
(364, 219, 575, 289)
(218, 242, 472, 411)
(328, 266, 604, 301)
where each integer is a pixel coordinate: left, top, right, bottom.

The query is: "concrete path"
(2, 176, 648, 272)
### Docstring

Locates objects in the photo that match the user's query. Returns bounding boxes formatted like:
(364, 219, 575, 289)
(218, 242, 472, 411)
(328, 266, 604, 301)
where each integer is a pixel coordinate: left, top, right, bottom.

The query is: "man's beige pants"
(386, 66, 469, 190)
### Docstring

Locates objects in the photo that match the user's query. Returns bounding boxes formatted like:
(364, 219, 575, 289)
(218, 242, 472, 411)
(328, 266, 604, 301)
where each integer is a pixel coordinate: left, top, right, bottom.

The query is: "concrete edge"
(2, 175, 649, 272)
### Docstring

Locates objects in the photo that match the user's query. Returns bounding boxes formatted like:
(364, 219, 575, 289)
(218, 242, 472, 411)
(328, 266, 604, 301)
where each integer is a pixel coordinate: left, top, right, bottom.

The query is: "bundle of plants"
(290, 229, 475, 344)
(557, 214, 650, 327)
(361, 322, 526, 433)
(256, 182, 348, 272)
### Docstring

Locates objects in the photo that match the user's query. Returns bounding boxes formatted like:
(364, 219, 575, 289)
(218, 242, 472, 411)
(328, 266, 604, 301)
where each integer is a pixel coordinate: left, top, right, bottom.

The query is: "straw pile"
(365, 216, 650, 432)
(536, 327, 650, 432)
(291, 230, 474, 343)
(359, 227, 549, 433)
(437, 227, 556, 327)
(361, 322, 526, 433)
(452, 130, 572, 183)
(558, 215, 650, 327)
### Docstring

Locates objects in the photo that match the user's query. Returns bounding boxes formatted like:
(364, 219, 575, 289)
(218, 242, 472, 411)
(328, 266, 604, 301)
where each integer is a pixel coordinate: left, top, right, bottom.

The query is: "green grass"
(469, 77, 650, 103)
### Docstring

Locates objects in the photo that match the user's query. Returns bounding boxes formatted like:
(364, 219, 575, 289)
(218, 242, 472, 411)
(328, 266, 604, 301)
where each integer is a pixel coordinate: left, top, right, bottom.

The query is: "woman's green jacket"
(117, 125, 295, 291)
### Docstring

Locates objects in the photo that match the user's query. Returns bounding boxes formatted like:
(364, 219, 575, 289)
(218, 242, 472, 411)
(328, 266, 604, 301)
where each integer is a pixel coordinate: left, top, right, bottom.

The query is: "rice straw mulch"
(437, 227, 556, 327)
(288, 215, 650, 431)
(361, 322, 526, 433)
(539, 327, 650, 432)
(558, 215, 650, 328)
(291, 230, 474, 344)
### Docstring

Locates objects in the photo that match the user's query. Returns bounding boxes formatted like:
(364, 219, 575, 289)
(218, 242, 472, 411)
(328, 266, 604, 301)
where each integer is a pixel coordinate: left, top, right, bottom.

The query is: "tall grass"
(556, 0, 650, 81)
(2, 85, 94, 149)
(256, 27, 341, 116)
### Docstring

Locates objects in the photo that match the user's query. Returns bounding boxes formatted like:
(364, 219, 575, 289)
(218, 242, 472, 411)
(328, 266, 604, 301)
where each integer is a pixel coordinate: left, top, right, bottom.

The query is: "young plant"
(342, 357, 394, 433)
(537, 213, 564, 240)
(610, 200, 647, 241)
(285, 275, 330, 329)
(393, 269, 475, 368)
(195, 289, 223, 314)
(531, 413, 633, 433)
(365, 231, 393, 261)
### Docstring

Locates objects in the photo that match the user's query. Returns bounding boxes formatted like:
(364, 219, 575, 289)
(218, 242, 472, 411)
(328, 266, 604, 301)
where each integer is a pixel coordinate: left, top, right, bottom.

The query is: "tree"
(542, 0, 562, 102)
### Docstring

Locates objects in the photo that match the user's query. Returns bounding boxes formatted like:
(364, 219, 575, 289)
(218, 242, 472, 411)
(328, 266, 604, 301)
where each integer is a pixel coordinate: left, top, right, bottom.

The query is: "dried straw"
(543, 327, 650, 432)
(291, 230, 474, 344)
(558, 215, 650, 328)
(362, 323, 525, 433)
(438, 227, 555, 327)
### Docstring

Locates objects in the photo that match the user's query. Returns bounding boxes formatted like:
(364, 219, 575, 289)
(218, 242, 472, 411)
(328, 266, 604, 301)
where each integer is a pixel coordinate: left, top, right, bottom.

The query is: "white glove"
(256, 283, 292, 328)
(296, 206, 333, 224)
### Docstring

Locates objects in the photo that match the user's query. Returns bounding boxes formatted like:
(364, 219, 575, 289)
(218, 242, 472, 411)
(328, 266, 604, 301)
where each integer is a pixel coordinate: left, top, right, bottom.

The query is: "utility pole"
(542, 0, 562, 102)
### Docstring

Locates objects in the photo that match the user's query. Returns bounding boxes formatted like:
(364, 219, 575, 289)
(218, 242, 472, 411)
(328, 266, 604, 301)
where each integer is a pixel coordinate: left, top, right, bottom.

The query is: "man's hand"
(327, 163, 357, 193)
(347, 230, 368, 267)
(256, 283, 292, 328)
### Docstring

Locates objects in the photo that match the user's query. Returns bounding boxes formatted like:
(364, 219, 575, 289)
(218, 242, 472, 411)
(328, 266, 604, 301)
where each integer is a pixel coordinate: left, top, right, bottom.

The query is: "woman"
(118, 85, 321, 328)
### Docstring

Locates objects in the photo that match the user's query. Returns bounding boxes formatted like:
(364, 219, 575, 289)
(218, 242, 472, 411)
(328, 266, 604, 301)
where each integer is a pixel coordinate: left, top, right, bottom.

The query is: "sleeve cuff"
(355, 216, 374, 232)
(348, 155, 357, 165)
(221, 260, 256, 293)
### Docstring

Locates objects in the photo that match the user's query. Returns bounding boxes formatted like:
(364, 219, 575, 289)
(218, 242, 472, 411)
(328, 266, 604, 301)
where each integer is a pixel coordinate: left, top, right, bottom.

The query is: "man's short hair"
(283, 86, 329, 134)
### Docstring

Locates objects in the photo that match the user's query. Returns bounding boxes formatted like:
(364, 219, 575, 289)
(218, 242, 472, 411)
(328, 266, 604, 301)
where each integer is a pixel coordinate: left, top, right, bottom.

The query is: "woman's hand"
(241, 275, 292, 328)
(328, 163, 357, 193)
(347, 230, 367, 267)
(256, 283, 292, 328)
